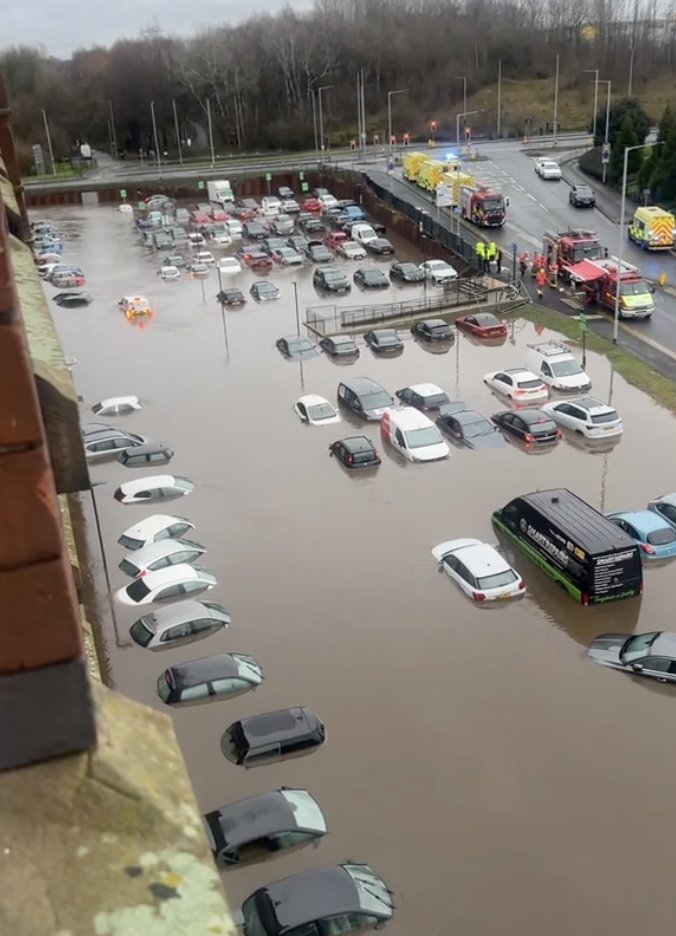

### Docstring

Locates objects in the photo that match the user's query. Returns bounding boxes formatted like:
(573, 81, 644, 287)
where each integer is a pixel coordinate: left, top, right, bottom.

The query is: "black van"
(492, 488, 643, 604)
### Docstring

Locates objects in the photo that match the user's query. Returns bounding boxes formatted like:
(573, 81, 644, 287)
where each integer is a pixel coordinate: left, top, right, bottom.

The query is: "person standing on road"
(548, 259, 559, 288)
(495, 247, 503, 271)
(487, 241, 498, 270)
(535, 268, 547, 298)
(475, 241, 486, 272)
(519, 252, 529, 277)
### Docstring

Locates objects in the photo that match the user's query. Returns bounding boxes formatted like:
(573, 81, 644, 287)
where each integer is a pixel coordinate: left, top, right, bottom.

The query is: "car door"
(493, 373, 513, 394)
(296, 401, 308, 421)
(551, 402, 574, 430)
(636, 657, 676, 682)
(397, 388, 414, 405)
(540, 361, 553, 385)
(392, 426, 407, 456)
(566, 403, 587, 429)
(500, 413, 522, 438)
(156, 584, 185, 602)
(444, 416, 462, 440)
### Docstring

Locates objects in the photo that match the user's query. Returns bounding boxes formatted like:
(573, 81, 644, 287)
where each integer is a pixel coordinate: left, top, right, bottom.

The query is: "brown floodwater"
(43, 205, 676, 935)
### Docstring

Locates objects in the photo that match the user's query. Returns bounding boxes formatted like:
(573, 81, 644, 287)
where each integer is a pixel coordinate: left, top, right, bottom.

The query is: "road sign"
(265, 172, 272, 181)
(301, 181, 309, 192)
(579, 311, 587, 332)
(137, 202, 145, 211)
(119, 189, 127, 199)
(601, 143, 611, 164)
(32, 143, 45, 176)
(435, 185, 453, 208)
(197, 180, 205, 190)
(299, 171, 305, 181)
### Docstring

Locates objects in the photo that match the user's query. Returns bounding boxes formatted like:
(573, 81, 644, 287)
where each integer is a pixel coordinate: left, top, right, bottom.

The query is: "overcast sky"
(2, 0, 312, 58)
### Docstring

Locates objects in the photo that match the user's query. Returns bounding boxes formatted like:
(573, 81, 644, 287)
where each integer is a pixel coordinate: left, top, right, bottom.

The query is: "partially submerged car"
(91, 396, 142, 416)
(221, 706, 326, 767)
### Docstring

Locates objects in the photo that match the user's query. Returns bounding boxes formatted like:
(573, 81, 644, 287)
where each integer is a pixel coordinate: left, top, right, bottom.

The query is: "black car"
(250, 281, 280, 302)
(364, 329, 404, 354)
(491, 409, 561, 445)
(372, 222, 387, 235)
(329, 435, 381, 469)
(366, 237, 395, 256)
(221, 706, 326, 766)
(411, 318, 455, 342)
(243, 220, 268, 240)
(354, 267, 389, 289)
(319, 335, 360, 358)
(217, 288, 246, 307)
(287, 235, 309, 253)
(163, 253, 187, 268)
(337, 376, 394, 421)
(52, 290, 93, 308)
(390, 261, 425, 283)
(202, 787, 327, 867)
(313, 267, 351, 293)
(569, 183, 596, 207)
(300, 215, 325, 236)
(395, 383, 449, 411)
(277, 186, 295, 199)
(276, 335, 319, 360)
(157, 653, 263, 707)
(437, 407, 507, 449)
(306, 241, 333, 263)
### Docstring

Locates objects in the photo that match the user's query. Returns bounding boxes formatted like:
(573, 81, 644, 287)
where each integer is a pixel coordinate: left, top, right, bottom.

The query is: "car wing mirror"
(312, 836, 321, 849)
(631, 663, 644, 672)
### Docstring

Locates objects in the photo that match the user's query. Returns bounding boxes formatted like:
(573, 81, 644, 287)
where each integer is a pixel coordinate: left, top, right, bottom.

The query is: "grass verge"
(518, 303, 676, 413)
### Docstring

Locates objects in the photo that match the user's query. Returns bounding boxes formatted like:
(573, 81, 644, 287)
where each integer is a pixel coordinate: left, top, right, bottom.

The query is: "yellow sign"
(659, 272, 667, 287)
(580, 24, 597, 40)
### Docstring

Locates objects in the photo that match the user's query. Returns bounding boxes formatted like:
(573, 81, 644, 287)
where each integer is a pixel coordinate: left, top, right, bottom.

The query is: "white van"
(526, 340, 592, 392)
(351, 223, 378, 246)
(380, 407, 450, 462)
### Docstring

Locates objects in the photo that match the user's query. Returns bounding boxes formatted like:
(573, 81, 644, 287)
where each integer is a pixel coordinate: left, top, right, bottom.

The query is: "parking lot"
(45, 201, 676, 936)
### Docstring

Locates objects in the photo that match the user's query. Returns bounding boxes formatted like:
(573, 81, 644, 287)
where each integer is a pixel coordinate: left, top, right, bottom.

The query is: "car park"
(364, 328, 404, 354)
(338, 240, 367, 260)
(240, 863, 394, 936)
(535, 158, 562, 180)
(390, 261, 425, 283)
(237, 247, 273, 271)
(587, 631, 676, 683)
(319, 335, 359, 359)
(271, 214, 295, 236)
(541, 397, 623, 439)
(276, 335, 319, 360)
(118, 514, 196, 550)
(604, 510, 676, 560)
(381, 407, 450, 462)
(243, 220, 268, 240)
(411, 319, 455, 342)
(420, 259, 458, 283)
(569, 183, 596, 207)
(118, 441, 174, 468)
(483, 368, 548, 403)
(53, 290, 93, 307)
(491, 409, 561, 446)
(92, 396, 141, 417)
(395, 383, 449, 412)
(526, 340, 592, 391)
(250, 281, 280, 302)
(202, 788, 326, 867)
(217, 287, 246, 306)
(158, 652, 263, 706)
(115, 563, 217, 606)
(432, 538, 525, 601)
(221, 706, 326, 766)
(294, 395, 341, 426)
(354, 267, 389, 289)
(329, 435, 381, 469)
(129, 599, 230, 649)
(118, 538, 206, 578)
(437, 407, 506, 449)
(188, 262, 210, 279)
(158, 265, 181, 281)
(313, 266, 351, 293)
(113, 475, 195, 504)
(305, 241, 333, 263)
(337, 376, 394, 421)
(455, 312, 507, 339)
(217, 256, 242, 275)
(272, 246, 303, 266)
(83, 428, 148, 462)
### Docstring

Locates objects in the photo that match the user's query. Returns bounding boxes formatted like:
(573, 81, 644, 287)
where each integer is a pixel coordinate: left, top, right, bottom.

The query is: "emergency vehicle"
(118, 296, 153, 319)
(542, 228, 607, 281)
(402, 151, 431, 182)
(417, 160, 446, 192)
(568, 256, 655, 319)
(628, 206, 675, 251)
(459, 184, 506, 227)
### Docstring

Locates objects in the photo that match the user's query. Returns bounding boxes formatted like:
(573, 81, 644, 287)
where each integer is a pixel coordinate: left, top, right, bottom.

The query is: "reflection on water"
(47, 205, 676, 936)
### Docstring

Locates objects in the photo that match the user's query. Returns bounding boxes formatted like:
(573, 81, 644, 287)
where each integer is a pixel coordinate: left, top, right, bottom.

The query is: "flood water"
(44, 205, 676, 935)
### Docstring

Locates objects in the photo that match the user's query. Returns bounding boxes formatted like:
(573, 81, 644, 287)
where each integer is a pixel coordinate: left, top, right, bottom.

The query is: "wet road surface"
(45, 205, 676, 936)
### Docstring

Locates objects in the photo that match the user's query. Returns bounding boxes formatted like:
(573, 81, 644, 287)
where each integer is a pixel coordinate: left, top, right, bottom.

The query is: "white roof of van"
(388, 407, 437, 431)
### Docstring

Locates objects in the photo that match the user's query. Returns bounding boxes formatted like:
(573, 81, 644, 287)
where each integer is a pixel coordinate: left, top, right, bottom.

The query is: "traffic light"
(464, 126, 471, 141)
(390, 135, 396, 145)
(350, 139, 356, 150)
(403, 133, 410, 146)
(373, 134, 380, 145)
(431, 121, 437, 133)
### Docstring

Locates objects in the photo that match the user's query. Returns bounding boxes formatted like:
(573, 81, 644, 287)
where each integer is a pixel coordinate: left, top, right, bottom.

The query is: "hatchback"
(129, 599, 230, 649)
(329, 435, 381, 469)
(432, 538, 526, 601)
(118, 538, 206, 578)
(294, 395, 341, 426)
(113, 474, 195, 504)
(313, 267, 350, 292)
(411, 319, 454, 342)
(157, 652, 263, 706)
(115, 563, 217, 606)
(337, 376, 394, 421)
(221, 706, 326, 767)
(92, 396, 142, 417)
(364, 328, 404, 354)
(395, 383, 449, 412)
(354, 267, 389, 289)
(118, 442, 174, 468)
(605, 510, 676, 560)
(118, 514, 196, 551)
(491, 409, 561, 446)
(319, 335, 359, 358)
(217, 288, 246, 307)
(250, 281, 280, 302)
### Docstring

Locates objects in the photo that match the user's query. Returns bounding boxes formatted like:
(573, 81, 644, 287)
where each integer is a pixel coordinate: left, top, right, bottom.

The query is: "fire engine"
(570, 256, 655, 320)
(542, 228, 607, 280)
(459, 184, 506, 227)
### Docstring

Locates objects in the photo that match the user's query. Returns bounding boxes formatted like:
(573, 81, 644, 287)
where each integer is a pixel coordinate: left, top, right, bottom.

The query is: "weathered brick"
(0, 445, 64, 568)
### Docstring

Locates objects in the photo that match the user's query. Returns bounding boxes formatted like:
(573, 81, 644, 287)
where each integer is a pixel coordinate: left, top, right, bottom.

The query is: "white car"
(129, 599, 231, 650)
(351, 223, 379, 247)
(118, 538, 206, 578)
(381, 407, 450, 462)
(535, 159, 562, 180)
(114, 564, 217, 606)
(217, 257, 242, 275)
(541, 397, 623, 439)
(91, 396, 142, 416)
(158, 265, 181, 281)
(261, 196, 282, 216)
(319, 194, 338, 210)
(113, 475, 195, 505)
(275, 247, 304, 266)
(188, 232, 206, 247)
(432, 538, 526, 602)
(281, 199, 301, 214)
(224, 220, 243, 239)
(294, 395, 341, 426)
(483, 368, 548, 403)
(194, 250, 216, 267)
(118, 514, 196, 550)
(419, 259, 458, 284)
(211, 231, 233, 246)
(338, 241, 367, 260)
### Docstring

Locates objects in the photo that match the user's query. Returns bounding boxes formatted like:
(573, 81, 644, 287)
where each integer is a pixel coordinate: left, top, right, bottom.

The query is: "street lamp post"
(599, 80, 612, 184)
(310, 89, 318, 154)
(292, 280, 301, 333)
(318, 85, 334, 159)
(455, 76, 467, 134)
(206, 98, 216, 168)
(172, 99, 183, 164)
(41, 108, 56, 175)
(150, 101, 162, 179)
(553, 55, 560, 140)
(387, 88, 407, 156)
(456, 109, 481, 233)
(613, 140, 663, 343)
(583, 69, 600, 142)
(104, 100, 118, 158)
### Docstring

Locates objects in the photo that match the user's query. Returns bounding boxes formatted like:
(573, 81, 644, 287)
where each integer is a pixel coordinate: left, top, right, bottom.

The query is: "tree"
(609, 113, 642, 183)
(640, 103, 676, 203)
(592, 96, 651, 149)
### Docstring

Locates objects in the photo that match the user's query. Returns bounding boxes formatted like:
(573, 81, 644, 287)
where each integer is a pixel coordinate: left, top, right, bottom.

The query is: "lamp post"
(216, 265, 230, 357)
(150, 100, 162, 179)
(456, 109, 481, 233)
(41, 108, 56, 175)
(318, 85, 334, 158)
(172, 99, 183, 164)
(387, 88, 407, 156)
(206, 98, 216, 168)
(455, 76, 467, 132)
(599, 80, 612, 184)
(103, 100, 118, 158)
(292, 280, 301, 332)
(310, 89, 318, 153)
(583, 69, 600, 142)
(613, 140, 662, 343)
(553, 55, 559, 140)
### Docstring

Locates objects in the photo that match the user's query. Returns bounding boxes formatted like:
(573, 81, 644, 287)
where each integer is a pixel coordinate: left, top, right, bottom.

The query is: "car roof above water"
(517, 488, 636, 554)
(139, 599, 227, 632)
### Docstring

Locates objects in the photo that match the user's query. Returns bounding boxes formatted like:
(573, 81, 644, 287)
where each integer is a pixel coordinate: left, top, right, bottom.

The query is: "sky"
(2, 0, 312, 58)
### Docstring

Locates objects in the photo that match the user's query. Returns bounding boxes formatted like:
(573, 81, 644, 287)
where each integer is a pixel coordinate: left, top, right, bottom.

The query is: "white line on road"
(506, 177, 517, 184)
(512, 184, 525, 192)
(526, 193, 537, 201)
(538, 203, 550, 212)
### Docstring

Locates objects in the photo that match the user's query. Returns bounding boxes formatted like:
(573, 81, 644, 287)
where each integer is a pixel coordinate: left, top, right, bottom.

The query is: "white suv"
(535, 159, 562, 180)
(526, 340, 591, 391)
(541, 397, 623, 439)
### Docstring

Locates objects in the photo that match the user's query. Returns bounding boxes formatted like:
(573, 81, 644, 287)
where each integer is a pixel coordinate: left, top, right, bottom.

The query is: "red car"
(325, 231, 348, 251)
(190, 210, 211, 227)
(211, 208, 228, 222)
(236, 247, 273, 270)
(455, 312, 507, 339)
(302, 197, 322, 213)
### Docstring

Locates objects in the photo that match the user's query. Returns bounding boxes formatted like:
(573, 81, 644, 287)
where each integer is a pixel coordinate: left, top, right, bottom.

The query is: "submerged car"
(250, 281, 280, 302)
(158, 265, 181, 281)
(647, 493, 676, 529)
(114, 564, 217, 606)
(337, 240, 367, 260)
(217, 256, 242, 275)
(118, 514, 196, 550)
(484, 368, 548, 403)
(113, 475, 195, 505)
(354, 267, 389, 289)
(411, 319, 454, 342)
(119, 296, 153, 319)
(272, 247, 303, 266)
(118, 538, 206, 578)
(84, 428, 148, 462)
(380, 407, 450, 462)
(587, 631, 676, 683)
(395, 383, 448, 412)
(390, 261, 425, 283)
(541, 397, 623, 440)
(217, 288, 246, 307)
(52, 290, 93, 308)
(337, 376, 393, 421)
(433, 538, 526, 601)
(604, 510, 676, 560)
(366, 237, 395, 255)
(158, 653, 263, 706)
(319, 335, 359, 359)
(456, 312, 507, 339)
(306, 241, 333, 264)
(329, 435, 381, 469)
(313, 266, 351, 293)
(364, 328, 403, 354)
(203, 788, 326, 867)
(276, 335, 319, 360)
(221, 706, 326, 766)
(188, 262, 210, 279)
(420, 259, 458, 284)
(491, 409, 561, 446)
(437, 407, 506, 449)
(129, 599, 230, 649)
(294, 395, 341, 426)
(91, 396, 142, 416)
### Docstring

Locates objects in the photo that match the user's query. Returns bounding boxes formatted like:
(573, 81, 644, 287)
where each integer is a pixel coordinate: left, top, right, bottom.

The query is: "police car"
(119, 296, 153, 318)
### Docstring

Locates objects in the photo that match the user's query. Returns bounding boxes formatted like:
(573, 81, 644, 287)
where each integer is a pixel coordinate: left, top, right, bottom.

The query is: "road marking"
(538, 203, 550, 212)
(527, 193, 537, 201)
(512, 184, 525, 192)
(506, 177, 517, 184)
(593, 312, 676, 362)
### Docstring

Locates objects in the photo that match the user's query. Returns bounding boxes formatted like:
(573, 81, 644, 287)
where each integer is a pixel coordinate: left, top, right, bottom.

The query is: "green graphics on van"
(492, 488, 643, 605)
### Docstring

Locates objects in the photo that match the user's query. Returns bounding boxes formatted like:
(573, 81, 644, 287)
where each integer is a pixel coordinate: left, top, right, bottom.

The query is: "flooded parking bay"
(47, 205, 676, 935)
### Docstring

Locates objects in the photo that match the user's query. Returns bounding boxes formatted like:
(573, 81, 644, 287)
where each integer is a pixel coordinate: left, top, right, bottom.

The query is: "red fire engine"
(459, 184, 506, 228)
(569, 256, 655, 320)
(542, 228, 607, 281)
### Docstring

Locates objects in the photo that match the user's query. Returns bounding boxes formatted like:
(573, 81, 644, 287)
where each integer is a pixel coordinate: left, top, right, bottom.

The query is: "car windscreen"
(621, 281, 651, 296)
(621, 631, 659, 662)
(462, 418, 493, 439)
(288, 339, 314, 353)
(647, 528, 676, 546)
(590, 411, 619, 424)
(572, 244, 604, 262)
(125, 577, 152, 602)
(477, 569, 517, 589)
(243, 894, 274, 936)
(308, 403, 336, 421)
(550, 359, 583, 377)
(324, 271, 344, 281)
(405, 426, 443, 449)
(361, 391, 392, 409)
(119, 558, 140, 577)
(118, 533, 144, 550)
(483, 197, 504, 211)
(129, 619, 154, 647)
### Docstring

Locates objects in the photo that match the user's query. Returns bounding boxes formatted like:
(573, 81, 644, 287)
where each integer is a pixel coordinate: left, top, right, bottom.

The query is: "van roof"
(387, 407, 436, 431)
(519, 488, 636, 554)
(635, 206, 674, 220)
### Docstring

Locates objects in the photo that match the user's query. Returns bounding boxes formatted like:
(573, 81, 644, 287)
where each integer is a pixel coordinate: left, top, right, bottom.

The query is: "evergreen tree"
(609, 114, 642, 183)
(592, 97, 650, 149)
(650, 119, 676, 204)
(640, 104, 676, 201)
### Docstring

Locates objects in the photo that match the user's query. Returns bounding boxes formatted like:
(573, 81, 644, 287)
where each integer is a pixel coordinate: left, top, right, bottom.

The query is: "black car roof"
(454, 409, 489, 424)
(257, 865, 367, 932)
(515, 408, 553, 425)
(208, 790, 305, 850)
(340, 376, 387, 394)
(342, 435, 375, 453)
(516, 488, 634, 554)
(167, 653, 242, 689)
(238, 707, 314, 744)
(422, 319, 449, 328)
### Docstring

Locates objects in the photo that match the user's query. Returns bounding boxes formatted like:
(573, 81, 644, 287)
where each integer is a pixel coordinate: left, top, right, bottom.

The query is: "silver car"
(83, 429, 148, 462)
(587, 631, 676, 684)
(118, 538, 206, 578)
(129, 599, 231, 650)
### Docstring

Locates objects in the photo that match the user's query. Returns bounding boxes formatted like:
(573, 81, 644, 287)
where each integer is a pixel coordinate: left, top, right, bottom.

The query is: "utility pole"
(206, 98, 215, 167)
(41, 109, 56, 175)
(318, 85, 334, 159)
(360, 69, 367, 156)
(150, 101, 161, 179)
(311, 89, 318, 154)
(497, 61, 502, 138)
(107, 101, 118, 158)
(172, 99, 183, 164)
(553, 54, 560, 140)
(584, 69, 600, 142)
(387, 88, 407, 156)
